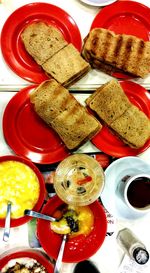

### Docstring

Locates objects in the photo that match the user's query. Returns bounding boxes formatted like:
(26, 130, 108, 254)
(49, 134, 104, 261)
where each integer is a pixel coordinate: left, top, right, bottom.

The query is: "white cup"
(118, 173, 150, 214)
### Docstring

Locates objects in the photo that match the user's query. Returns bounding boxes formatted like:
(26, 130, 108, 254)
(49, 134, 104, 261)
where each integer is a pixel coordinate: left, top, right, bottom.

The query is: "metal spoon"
(54, 234, 67, 273)
(3, 201, 11, 242)
(24, 209, 60, 222)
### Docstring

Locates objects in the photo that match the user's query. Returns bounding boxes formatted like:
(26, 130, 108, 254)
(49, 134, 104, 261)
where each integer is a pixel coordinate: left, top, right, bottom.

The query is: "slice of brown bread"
(30, 79, 79, 124)
(50, 105, 101, 150)
(21, 22, 68, 65)
(42, 44, 90, 87)
(110, 105, 150, 148)
(86, 80, 131, 125)
(82, 28, 150, 78)
(30, 79, 101, 150)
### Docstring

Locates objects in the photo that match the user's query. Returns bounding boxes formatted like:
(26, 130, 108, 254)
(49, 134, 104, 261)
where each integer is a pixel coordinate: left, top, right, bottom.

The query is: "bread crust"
(42, 44, 90, 87)
(86, 80, 150, 149)
(30, 79, 101, 150)
(82, 28, 150, 78)
(21, 22, 68, 65)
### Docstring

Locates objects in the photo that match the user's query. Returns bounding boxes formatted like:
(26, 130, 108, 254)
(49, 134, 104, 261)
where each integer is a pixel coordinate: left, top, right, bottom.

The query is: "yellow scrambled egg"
(0, 161, 40, 218)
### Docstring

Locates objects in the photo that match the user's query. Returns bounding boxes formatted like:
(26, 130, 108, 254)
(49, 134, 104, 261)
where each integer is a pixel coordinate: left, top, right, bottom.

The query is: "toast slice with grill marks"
(30, 79, 79, 124)
(30, 79, 101, 150)
(82, 28, 150, 78)
(50, 104, 101, 150)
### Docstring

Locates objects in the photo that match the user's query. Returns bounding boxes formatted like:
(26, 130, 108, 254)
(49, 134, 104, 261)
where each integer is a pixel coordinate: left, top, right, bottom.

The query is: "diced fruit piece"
(77, 176, 92, 185)
(51, 218, 70, 234)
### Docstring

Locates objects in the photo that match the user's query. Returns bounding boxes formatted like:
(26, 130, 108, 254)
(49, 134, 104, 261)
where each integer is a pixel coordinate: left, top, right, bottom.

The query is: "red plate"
(3, 86, 70, 165)
(1, 3, 82, 83)
(0, 248, 53, 273)
(91, 81, 150, 158)
(91, 0, 150, 79)
(0, 155, 46, 228)
(37, 195, 107, 263)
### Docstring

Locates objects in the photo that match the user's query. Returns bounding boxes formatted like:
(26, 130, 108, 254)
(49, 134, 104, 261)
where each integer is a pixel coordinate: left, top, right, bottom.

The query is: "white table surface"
(0, 1, 150, 273)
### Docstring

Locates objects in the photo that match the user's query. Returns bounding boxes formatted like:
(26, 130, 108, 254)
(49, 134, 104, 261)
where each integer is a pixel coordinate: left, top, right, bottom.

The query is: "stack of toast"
(21, 22, 90, 87)
(82, 28, 150, 78)
(86, 80, 150, 149)
(30, 79, 101, 150)
(30, 79, 150, 150)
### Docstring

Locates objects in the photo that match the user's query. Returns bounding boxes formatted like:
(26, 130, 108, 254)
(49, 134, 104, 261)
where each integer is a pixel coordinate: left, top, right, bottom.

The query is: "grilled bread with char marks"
(30, 80, 79, 124)
(82, 28, 150, 78)
(30, 79, 101, 150)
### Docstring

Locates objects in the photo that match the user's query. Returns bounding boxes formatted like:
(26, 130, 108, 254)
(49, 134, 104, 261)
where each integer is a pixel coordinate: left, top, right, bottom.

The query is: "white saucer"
(101, 156, 150, 220)
(79, 0, 117, 7)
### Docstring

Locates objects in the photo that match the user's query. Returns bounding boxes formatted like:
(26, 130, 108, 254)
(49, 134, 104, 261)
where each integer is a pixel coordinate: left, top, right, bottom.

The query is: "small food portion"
(51, 205, 94, 237)
(21, 22, 90, 86)
(42, 43, 90, 87)
(82, 28, 150, 78)
(86, 80, 150, 149)
(1, 258, 48, 273)
(0, 161, 40, 219)
(21, 22, 68, 65)
(30, 80, 101, 150)
(53, 154, 104, 206)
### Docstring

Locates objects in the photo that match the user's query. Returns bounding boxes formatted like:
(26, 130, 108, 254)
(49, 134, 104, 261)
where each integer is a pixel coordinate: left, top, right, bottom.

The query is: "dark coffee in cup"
(127, 176, 150, 208)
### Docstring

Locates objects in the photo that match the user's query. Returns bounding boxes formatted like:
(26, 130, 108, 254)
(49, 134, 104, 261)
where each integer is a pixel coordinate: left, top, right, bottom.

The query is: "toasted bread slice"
(21, 22, 68, 65)
(30, 79, 79, 124)
(82, 28, 150, 78)
(110, 105, 150, 148)
(42, 44, 90, 87)
(30, 79, 101, 150)
(51, 105, 101, 150)
(86, 80, 131, 125)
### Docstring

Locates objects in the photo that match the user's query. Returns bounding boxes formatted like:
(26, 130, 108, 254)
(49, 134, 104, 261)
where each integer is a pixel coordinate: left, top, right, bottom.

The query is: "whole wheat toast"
(82, 28, 150, 78)
(30, 79, 79, 124)
(21, 22, 68, 65)
(30, 79, 101, 150)
(51, 105, 101, 150)
(86, 80, 150, 149)
(110, 105, 150, 148)
(86, 80, 131, 125)
(42, 43, 90, 87)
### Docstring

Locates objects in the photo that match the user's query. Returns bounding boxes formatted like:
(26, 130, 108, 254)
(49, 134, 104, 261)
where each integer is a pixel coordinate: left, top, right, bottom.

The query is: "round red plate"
(91, 0, 150, 79)
(3, 86, 70, 165)
(0, 248, 53, 273)
(37, 196, 107, 263)
(91, 81, 150, 158)
(0, 155, 46, 228)
(1, 3, 82, 83)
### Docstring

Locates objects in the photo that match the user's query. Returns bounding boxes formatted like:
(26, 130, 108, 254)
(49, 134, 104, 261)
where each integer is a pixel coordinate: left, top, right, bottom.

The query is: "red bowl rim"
(0, 248, 53, 273)
(0, 155, 46, 227)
